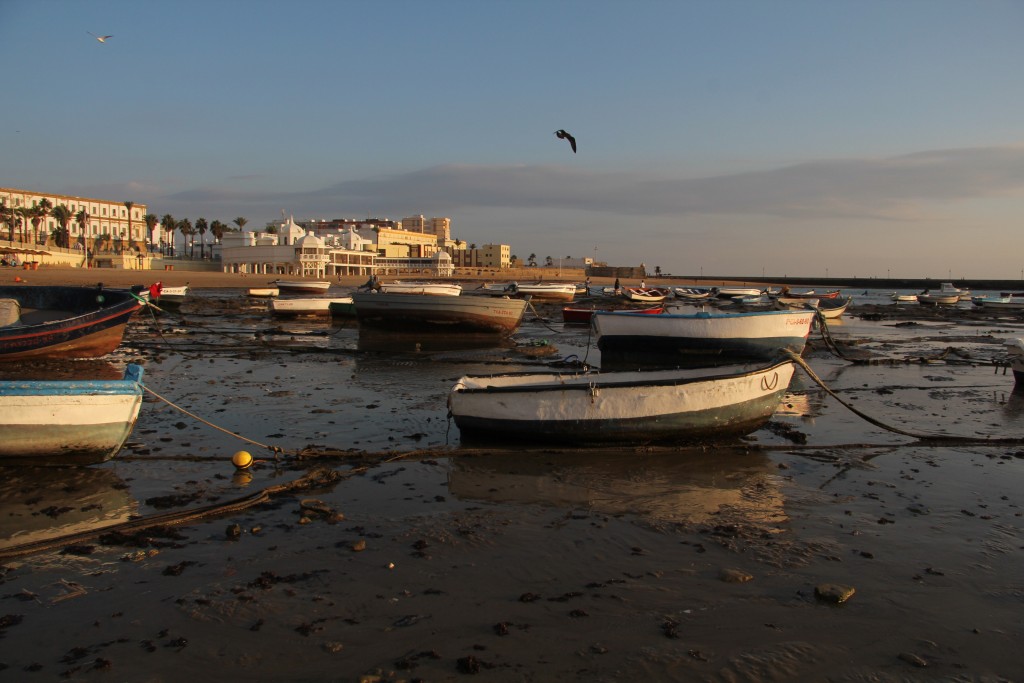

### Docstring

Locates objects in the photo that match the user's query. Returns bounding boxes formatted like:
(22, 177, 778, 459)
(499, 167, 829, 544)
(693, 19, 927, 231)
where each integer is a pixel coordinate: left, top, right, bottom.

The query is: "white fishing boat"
(152, 284, 189, 309)
(272, 279, 332, 294)
(891, 293, 918, 303)
(917, 292, 960, 306)
(448, 359, 796, 445)
(621, 287, 671, 303)
(673, 287, 714, 301)
(352, 291, 528, 334)
(482, 282, 577, 301)
(816, 296, 852, 319)
(0, 364, 145, 465)
(715, 287, 763, 299)
(972, 296, 1024, 310)
(939, 282, 972, 301)
(247, 287, 279, 298)
(776, 296, 818, 309)
(269, 297, 354, 317)
(593, 308, 814, 366)
(378, 281, 462, 296)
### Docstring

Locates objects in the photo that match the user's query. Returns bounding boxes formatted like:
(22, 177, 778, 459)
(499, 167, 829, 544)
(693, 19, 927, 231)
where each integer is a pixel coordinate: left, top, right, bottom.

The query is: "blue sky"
(3, 0, 1024, 278)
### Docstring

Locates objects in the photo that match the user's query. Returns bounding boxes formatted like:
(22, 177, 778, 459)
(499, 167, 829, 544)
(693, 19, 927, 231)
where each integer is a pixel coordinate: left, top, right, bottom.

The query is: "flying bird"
(554, 129, 577, 153)
(88, 32, 113, 43)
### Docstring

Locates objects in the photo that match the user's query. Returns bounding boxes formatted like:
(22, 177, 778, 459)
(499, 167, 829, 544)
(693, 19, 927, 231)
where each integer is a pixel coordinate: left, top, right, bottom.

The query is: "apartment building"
(0, 186, 149, 248)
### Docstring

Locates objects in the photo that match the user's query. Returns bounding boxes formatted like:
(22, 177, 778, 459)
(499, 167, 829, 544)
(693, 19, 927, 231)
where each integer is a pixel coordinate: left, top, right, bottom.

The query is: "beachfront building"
(374, 251, 454, 277)
(1, 186, 149, 252)
(220, 229, 374, 278)
(220, 217, 375, 277)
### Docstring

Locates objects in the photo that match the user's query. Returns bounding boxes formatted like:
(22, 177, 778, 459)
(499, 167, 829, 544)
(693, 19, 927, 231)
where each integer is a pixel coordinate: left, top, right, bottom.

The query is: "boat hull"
(562, 306, 663, 324)
(449, 360, 795, 445)
(272, 280, 332, 293)
(353, 292, 528, 334)
(483, 283, 576, 301)
(0, 364, 144, 465)
(593, 309, 814, 365)
(379, 282, 462, 296)
(973, 297, 1024, 310)
(270, 297, 353, 317)
(0, 285, 143, 361)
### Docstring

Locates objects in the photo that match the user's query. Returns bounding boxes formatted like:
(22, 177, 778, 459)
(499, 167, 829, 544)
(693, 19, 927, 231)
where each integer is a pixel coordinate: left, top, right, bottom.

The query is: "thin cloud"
(157, 144, 1024, 223)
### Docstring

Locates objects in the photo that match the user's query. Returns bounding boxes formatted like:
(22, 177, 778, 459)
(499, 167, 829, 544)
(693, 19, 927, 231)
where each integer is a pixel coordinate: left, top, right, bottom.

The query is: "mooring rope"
(783, 349, 1024, 444)
(142, 385, 294, 457)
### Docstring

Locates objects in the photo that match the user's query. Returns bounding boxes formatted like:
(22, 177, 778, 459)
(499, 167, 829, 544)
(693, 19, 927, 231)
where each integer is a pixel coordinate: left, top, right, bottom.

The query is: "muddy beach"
(1, 282, 1023, 682)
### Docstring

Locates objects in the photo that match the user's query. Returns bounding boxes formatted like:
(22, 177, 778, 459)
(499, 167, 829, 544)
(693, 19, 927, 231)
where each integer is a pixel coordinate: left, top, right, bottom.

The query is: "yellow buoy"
(232, 450, 253, 469)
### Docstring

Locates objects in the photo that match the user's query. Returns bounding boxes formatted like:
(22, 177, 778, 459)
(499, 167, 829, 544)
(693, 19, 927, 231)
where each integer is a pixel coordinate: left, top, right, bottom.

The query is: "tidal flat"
(1, 288, 1022, 682)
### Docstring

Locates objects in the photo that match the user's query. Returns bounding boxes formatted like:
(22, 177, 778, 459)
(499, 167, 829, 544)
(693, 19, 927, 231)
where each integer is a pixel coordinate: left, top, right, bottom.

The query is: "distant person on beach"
(614, 278, 620, 292)
(358, 274, 380, 291)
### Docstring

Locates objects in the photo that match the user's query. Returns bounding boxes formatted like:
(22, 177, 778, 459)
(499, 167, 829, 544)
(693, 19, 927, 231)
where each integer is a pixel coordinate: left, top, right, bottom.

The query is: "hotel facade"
(1, 187, 150, 249)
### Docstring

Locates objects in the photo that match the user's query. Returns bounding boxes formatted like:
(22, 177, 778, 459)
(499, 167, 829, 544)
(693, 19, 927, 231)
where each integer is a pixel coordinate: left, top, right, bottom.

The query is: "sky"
(3, 0, 1024, 279)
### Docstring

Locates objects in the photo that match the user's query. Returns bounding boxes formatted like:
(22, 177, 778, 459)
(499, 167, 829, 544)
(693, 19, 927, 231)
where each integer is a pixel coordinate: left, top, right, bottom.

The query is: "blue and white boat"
(0, 364, 145, 465)
(592, 308, 814, 367)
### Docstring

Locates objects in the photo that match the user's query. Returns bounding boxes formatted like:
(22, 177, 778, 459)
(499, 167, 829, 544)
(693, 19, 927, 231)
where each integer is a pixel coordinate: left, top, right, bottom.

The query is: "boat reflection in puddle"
(0, 358, 124, 381)
(357, 330, 516, 354)
(0, 465, 136, 551)
(447, 449, 786, 527)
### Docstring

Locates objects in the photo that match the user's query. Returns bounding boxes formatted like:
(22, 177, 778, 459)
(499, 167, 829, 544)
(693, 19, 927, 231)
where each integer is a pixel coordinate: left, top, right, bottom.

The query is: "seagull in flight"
(88, 32, 113, 43)
(554, 129, 577, 153)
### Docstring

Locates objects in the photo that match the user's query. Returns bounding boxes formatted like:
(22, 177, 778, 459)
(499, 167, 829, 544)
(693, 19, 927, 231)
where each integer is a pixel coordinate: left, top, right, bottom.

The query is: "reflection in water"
(1001, 387, 1024, 418)
(357, 330, 515, 354)
(448, 449, 786, 526)
(0, 359, 123, 381)
(0, 466, 136, 549)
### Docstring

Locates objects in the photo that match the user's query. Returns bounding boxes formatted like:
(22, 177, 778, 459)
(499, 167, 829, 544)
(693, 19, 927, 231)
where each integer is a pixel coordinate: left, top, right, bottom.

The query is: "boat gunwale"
(454, 359, 794, 395)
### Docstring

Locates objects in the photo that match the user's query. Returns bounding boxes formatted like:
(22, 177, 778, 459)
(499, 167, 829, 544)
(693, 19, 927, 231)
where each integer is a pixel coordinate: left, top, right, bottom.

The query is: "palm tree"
(51, 204, 73, 248)
(160, 214, 176, 255)
(0, 202, 13, 241)
(14, 207, 31, 242)
(528, 253, 537, 267)
(209, 219, 229, 246)
(195, 218, 208, 259)
(545, 255, 554, 267)
(655, 266, 662, 277)
(75, 209, 90, 248)
(29, 199, 52, 245)
(123, 201, 134, 248)
(177, 218, 194, 258)
(144, 213, 158, 252)
(233, 216, 248, 232)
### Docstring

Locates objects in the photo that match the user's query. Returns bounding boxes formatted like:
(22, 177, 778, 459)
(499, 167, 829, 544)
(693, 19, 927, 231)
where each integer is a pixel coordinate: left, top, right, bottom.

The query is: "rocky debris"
(814, 583, 855, 604)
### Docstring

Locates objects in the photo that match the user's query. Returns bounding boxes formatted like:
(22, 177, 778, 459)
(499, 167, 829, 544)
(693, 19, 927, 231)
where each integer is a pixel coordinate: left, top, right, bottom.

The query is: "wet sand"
(0, 285, 1022, 681)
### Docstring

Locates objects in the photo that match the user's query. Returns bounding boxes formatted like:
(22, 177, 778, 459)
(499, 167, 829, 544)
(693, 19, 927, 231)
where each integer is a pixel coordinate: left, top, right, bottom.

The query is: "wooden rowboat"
(271, 279, 332, 294)
(448, 359, 796, 445)
(0, 285, 144, 361)
(562, 306, 663, 325)
(352, 291, 528, 334)
(816, 296, 852, 319)
(0, 364, 144, 465)
(270, 297, 354, 317)
(622, 287, 671, 303)
(379, 281, 462, 296)
(593, 308, 814, 366)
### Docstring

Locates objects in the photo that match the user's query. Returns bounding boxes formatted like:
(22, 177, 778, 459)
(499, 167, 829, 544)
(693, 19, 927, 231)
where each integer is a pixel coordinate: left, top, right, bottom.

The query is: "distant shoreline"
(1, 264, 1021, 292)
